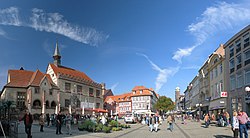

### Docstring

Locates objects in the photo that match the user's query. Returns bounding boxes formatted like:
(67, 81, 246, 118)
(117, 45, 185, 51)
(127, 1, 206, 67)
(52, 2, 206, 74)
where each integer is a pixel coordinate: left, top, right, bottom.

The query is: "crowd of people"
(19, 109, 250, 138)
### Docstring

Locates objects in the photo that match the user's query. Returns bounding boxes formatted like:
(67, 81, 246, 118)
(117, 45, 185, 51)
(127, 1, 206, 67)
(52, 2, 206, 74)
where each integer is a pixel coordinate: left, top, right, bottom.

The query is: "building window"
(140, 90, 142, 94)
(65, 82, 71, 92)
(230, 59, 235, 73)
(244, 49, 250, 66)
(133, 91, 136, 94)
(49, 89, 53, 95)
(229, 44, 234, 58)
(96, 90, 100, 97)
(235, 39, 241, 53)
(245, 69, 250, 85)
(244, 33, 249, 48)
(96, 103, 100, 108)
(210, 70, 214, 80)
(215, 67, 218, 78)
(220, 63, 223, 74)
(77, 85, 82, 93)
(236, 73, 243, 88)
(89, 88, 94, 97)
(65, 99, 70, 107)
(35, 87, 39, 93)
(230, 75, 236, 90)
(17, 92, 25, 108)
(220, 80, 223, 93)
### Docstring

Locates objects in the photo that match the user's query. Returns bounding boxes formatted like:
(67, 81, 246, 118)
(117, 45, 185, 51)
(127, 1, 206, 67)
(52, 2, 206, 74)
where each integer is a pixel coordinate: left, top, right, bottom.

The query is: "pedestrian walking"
(237, 110, 248, 138)
(20, 110, 33, 138)
(39, 113, 45, 132)
(225, 112, 230, 126)
(204, 114, 210, 128)
(167, 114, 174, 132)
(232, 111, 239, 138)
(65, 113, 72, 135)
(154, 115, 159, 132)
(46, 113, 50, 127)
(149, 115, 154, 132)
(56, 111, 63, 135)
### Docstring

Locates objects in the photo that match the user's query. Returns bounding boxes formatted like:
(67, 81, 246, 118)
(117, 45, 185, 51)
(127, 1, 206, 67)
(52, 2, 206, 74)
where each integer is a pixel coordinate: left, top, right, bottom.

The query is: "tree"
(154, 96, 175, 113)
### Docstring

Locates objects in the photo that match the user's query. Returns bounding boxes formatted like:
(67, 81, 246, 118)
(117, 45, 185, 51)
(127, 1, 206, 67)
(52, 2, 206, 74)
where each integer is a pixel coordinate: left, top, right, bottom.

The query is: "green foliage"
(109, 120, 119, 127)
(154, 96, 175, 112)
(78, 120, 96, 132)
(95, 123, 104, 132)
(102, 126, 111, 133)
(112, 127, 122, 131)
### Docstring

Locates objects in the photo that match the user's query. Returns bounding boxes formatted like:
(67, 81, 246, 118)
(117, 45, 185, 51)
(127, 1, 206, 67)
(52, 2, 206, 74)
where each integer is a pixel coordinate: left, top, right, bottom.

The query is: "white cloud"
(173, 1, 250, 63)
(137, 53, 179, 92)
(110, 82, 119, 93)
(0, 28, 6, 37)
(0, 7, 21, 26)
(0, 7, 109, 46)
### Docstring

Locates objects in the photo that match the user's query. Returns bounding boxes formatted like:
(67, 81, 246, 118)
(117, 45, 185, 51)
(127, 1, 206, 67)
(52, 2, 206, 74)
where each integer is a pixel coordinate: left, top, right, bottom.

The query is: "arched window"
(33, 100, 41, 108)
(46, 100, 49, 108)
(51, 101, 56, 108)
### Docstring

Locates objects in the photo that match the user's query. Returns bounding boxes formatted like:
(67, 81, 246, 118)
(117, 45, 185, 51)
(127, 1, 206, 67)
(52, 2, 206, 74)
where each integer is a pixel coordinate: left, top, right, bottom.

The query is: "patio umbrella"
(55, 105, 58, 114)
(69, 105, 72, 114)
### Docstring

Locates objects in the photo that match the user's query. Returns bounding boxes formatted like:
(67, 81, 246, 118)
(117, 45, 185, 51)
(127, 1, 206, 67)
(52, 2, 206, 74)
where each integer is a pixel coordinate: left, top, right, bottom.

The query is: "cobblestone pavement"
(15, 119, 250, 138)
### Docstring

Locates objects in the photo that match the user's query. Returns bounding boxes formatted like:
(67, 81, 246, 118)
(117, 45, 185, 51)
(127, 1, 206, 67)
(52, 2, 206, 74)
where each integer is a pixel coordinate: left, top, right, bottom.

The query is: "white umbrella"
(55, 105, 58, 114)
(69, 105, 72, 114)
(42, 104, 45, 114)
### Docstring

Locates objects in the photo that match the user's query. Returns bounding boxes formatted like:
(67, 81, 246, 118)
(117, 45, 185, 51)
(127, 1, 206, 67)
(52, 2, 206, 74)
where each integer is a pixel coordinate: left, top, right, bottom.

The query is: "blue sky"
(1, 0, 250, 100)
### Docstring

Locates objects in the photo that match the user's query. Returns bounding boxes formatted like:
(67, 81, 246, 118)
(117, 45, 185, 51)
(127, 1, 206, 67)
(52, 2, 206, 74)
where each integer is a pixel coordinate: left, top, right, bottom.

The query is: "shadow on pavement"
(213, 135, 233, 138)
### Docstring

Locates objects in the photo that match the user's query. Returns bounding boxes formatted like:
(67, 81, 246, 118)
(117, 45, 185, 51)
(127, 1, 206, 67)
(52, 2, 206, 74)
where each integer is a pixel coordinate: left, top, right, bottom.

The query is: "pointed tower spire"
(53, 41, 61, 66)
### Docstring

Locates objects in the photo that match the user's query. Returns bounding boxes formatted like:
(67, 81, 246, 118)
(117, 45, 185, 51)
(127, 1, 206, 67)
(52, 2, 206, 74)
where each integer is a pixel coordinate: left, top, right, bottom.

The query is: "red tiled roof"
(131, 86, 158, 97)
(6, 69, 56, 88)
(105, 93, 132, 103)
(29, 70, 44, 86)
(132, 86, 147, 91)
(7, 70, 34, 87)
(49, 64, 92, 81)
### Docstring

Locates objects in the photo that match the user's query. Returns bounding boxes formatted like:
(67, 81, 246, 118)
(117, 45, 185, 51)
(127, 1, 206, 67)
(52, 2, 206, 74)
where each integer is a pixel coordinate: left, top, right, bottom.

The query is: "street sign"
(221, 91, 227, 97)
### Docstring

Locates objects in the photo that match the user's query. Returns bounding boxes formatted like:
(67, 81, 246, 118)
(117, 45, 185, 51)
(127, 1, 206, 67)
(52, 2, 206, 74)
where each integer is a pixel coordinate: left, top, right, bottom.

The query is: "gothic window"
(33, 99, 41, 108)
(51, 101, 56, 108)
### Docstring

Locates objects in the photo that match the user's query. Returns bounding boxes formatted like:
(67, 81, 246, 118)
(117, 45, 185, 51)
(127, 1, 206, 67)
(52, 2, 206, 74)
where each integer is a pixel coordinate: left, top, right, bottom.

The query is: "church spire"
(53, 41, 61, 66)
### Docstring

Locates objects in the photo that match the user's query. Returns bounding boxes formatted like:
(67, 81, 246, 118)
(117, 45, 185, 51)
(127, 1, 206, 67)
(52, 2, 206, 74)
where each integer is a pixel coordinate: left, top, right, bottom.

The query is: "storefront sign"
(220, 91, 227, 97)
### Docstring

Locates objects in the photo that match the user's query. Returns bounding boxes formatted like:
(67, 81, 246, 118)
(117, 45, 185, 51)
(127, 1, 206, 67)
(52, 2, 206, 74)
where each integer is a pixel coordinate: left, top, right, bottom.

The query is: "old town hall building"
(1, 42, 106, 115)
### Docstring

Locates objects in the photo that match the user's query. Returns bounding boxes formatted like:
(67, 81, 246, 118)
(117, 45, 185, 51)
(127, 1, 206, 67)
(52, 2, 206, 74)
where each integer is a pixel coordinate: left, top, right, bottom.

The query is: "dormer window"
(133, 91, 135, 94)
(140, 90, 142, 94)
